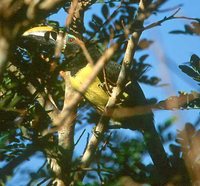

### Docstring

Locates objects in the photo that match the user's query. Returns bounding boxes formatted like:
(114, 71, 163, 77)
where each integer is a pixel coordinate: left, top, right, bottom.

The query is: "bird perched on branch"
(20, 26, 171, 182)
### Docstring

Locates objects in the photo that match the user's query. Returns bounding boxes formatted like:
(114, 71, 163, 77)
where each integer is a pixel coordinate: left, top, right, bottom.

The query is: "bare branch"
(66, 0, 79, 29)
(57, 71, 76, 184)
(143, 8, 181, 30)
(105, 92, 200, 120)
(76, 38, 94, 65)
(66, 0, 98, 38)
(158, 3, 183, 13)
(74, 129, 86, 146)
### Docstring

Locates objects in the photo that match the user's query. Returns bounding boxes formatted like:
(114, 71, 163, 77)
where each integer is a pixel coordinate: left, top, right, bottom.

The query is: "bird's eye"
(68, 37, 75, 42)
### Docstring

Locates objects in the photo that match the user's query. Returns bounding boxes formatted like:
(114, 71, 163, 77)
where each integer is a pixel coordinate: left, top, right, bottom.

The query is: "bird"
(20, 25, 171, 182)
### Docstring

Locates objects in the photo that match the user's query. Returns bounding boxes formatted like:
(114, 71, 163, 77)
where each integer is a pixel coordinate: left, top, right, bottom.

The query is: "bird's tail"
(142, 115, 171, 183)
(121, 81, 172, 183)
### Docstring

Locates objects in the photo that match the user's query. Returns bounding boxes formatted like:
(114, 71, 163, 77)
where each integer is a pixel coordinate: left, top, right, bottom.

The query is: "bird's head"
(20, 26, 101, 73)
(20, 26, 86, 70)
(62, 33, 81, 58)
(21, 25, 80, 53)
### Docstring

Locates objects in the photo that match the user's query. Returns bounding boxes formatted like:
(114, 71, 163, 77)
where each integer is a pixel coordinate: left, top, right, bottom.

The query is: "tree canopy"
(0, 0, 200, 185)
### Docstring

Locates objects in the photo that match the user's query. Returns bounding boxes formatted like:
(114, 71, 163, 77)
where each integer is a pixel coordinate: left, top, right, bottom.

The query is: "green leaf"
(139, 54, 149, 63)
(190, 54, 200, 72)
(169, 30, 187, 34)
(89, 22, 99, 31)
(47, 20, 60, 29)
(92, 15, 103, 26)
(170, 22, 200, 36)
(179, 65, 199, 79)
(0, 133, 9, 148)
(102, 4, 109, 19)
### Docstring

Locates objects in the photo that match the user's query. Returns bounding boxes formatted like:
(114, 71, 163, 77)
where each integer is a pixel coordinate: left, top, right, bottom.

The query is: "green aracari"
(20, 26, 171, 181)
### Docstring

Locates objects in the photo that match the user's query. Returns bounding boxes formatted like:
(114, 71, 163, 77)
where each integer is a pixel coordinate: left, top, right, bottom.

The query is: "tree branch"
(66, 0, 98, 38)
(105, 91, 200, 121)
(57, 71, 76, 185)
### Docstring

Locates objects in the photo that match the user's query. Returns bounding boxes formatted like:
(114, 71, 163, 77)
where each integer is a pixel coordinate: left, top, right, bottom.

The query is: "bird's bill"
(22, 26, 58, 43)
(22, 26, 56, 36)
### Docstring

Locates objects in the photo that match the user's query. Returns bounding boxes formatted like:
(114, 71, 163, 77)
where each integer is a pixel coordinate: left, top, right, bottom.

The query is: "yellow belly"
(69, 64, 109, 112)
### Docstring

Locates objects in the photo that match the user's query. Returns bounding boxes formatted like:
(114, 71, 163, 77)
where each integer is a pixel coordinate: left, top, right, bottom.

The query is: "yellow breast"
(69, 64, 109, 112)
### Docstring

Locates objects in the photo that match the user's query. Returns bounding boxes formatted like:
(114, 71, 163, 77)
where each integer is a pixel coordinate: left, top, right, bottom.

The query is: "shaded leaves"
(133, 54, 161, 86)
(0, 130, 27, 162)
(86, 2, 137, 42)
(102, 4, 109, 19)
(179, 54, 200, 83)
(170, 22, 200, 35)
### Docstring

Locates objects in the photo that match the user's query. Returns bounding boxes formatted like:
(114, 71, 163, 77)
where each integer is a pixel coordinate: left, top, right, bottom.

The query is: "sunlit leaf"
(137, 39, 153, 50)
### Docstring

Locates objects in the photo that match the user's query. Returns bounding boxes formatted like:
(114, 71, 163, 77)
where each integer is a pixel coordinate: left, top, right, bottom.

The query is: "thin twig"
(83, 132, 90, 155)
(75, 129, 86, 146)
(99, 132, 112, 152)
(66, 0, 78, 28)
(142, 8, 200, 32)
(72, 167, 114, 174)
(97, 163, 104, 184)
(173, 16, 200, 22)
(143, 8, 181, 30)
(158, 3, 183, 13)
(76, 38, 94, 66)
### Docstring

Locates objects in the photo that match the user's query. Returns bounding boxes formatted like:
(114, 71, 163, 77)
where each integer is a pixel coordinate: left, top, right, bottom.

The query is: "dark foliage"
(0, 1, 200, 186)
